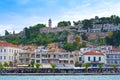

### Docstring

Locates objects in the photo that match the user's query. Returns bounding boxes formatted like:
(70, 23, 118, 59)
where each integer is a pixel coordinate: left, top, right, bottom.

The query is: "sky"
(0, 0, 120, 35)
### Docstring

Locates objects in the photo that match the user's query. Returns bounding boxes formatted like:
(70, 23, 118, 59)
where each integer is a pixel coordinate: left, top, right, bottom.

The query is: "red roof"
(112, 48, 120, 51)
(0, 41, 21, 48)
(84, 51, 104, 55)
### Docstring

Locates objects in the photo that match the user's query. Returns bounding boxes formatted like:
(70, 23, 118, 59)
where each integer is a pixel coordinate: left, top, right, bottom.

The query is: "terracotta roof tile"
(112, 48, 120, 51)
(84, 51, 104, 55)
(0, 41, 21, 48)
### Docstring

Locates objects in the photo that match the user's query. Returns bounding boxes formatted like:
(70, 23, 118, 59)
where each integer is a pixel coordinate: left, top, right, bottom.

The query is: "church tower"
(48, 18, 52, 28)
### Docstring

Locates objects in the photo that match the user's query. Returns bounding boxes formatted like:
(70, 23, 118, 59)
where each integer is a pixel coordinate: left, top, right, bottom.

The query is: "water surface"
(0, 75, 120, 80)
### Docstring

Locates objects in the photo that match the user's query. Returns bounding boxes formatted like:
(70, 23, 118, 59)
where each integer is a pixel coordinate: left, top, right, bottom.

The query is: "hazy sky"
(0, 0, 120, 35)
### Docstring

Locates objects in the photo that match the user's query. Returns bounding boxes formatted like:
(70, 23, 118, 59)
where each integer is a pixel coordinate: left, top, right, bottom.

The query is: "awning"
(41, 64, 52, 68)
(17, 65, 28, 67)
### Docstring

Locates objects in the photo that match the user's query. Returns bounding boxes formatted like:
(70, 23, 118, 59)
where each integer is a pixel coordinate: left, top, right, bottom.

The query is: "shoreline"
(0, 73, 120, 76)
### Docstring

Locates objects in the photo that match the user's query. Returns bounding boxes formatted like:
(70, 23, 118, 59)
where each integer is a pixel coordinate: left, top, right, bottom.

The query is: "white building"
(105, 48, 120, 66)
(82, 51, 105, 67)
(89, 28, 101, 33)
(0, 41, 22, 65)
(103, 24, 120, 31)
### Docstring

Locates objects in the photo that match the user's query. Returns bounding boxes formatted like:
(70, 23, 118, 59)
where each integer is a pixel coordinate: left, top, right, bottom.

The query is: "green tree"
(35, 64, 41, 73)
(0, 65, 4, 70)
(82, 19, 93, 29)
(5, 30, 9, 36)
(30, 60, 35, 68)
(81, 42, 86, 47)
(58, 21, 71, 27)
(51, 64, 56, 73)
(74, 37, 80, 45)
(9, 61, 13, 67)
(98, 63, 103, 73)
(73, 20, 81, 26)
(105, 30, 120, 46)
(29, 24, 46, 34)
(63, 43, 76, 51)
(83, 63, 91, 73)
(112, 64, 118, 73)
(3, 62, 9, 68)
(24, 27, 30, 39)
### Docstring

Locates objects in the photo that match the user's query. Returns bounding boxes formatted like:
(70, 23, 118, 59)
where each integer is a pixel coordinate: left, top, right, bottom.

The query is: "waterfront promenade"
(0, 68, 120, 75)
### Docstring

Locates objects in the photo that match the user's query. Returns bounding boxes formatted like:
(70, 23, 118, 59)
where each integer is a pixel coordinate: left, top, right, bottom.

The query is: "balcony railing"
(91, 61, 99, 63)
(19, 56, 29, 59)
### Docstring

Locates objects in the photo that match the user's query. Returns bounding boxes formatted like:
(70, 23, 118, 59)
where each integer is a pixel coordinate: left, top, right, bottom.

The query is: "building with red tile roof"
(77, 51, 106, 67)
(0, 41, 22, 65)
(0, 41, 21, 48)
(84, 51, 104, 55)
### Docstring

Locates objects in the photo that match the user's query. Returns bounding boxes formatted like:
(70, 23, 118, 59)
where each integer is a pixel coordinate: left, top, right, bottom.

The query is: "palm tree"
(35, 64, 41, 73)
(112, 64, 118, 73)
(3, 62, 9, 68)
(0, 64, 4, 70)
(51, 64, 56, 73)
(9, 61, 13, 67)
(83, 63, 91, 73)
(30, 60, 35, 68)
(98, 63, 103, 73)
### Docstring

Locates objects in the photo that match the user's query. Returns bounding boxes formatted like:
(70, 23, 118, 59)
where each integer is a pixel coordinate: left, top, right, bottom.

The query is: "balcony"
(41, 56, 47, 59)
(91, 61, 99, 63)
(19, 56, 29, 59)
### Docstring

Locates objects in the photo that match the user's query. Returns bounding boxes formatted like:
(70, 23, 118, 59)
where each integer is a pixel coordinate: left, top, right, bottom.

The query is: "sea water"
(0, 75, 119, 80)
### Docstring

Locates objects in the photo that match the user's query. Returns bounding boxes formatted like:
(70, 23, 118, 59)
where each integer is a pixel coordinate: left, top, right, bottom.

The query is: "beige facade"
(18, 50, 33, 66)
(33, 51, 75, 68)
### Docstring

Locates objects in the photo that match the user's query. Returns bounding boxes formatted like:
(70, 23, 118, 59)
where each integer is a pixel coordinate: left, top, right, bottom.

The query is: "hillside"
(1, 15, 120, 51)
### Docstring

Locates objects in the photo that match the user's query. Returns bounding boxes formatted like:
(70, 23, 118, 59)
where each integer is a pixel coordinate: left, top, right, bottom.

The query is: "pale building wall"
(0, 46, 21, 64)
(83, 55, 105, 63)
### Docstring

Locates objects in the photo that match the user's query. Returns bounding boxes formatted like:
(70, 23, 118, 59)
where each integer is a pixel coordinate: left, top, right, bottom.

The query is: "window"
(0, 49, 2, 52)
(107, 61, 110, 64)
(110, 54, 114, 58)
(36, 60, 40, 63)
(70, 60, 73, 64)
(59, 55, 62, 58)
(4, 56, 6, 60)
(70, 55, 73, 58)
(99, 57, 101, 61)
(9, 49, 11, 52)
(12, 50, 13, 53)
(12, 56, 13, 60)
(42, 59, 48, 63)
(4, 49, 6, 53)
(54, 55, 56, 58)
(93, 57, 96, 62)
(48, 55, 50, 58)
(36, 54, 40, 58)
(107, 55, 110, 58)
(42, 55, 47, 58)
(115, 55, 117, 58)
(79, 57, 82, 61)
(0, 56, 2, 60)
(15, 50, 16, 53)
(88, 57, 90, 61)
(119, 55, 120, 58)
(31, 54, 35, 58)
(64, 54, 68, 58)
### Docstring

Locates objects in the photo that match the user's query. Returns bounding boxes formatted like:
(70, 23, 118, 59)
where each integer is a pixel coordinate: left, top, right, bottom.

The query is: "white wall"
(83, 55, 105, 63)
(0, 46, 21, 64)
